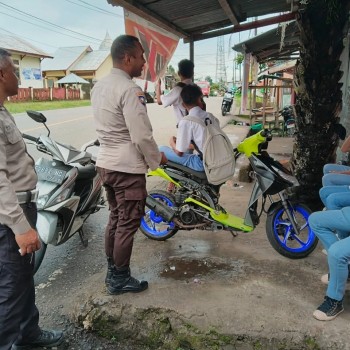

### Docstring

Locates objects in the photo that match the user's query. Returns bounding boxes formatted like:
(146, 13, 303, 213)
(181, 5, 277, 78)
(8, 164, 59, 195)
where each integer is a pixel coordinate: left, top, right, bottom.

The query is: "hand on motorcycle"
(16, 228, 41, 255)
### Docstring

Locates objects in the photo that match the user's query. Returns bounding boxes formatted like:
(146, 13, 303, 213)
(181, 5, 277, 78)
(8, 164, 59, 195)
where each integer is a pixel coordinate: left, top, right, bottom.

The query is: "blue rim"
(141, 193, 176, 238)
(272, 205, 316, 253)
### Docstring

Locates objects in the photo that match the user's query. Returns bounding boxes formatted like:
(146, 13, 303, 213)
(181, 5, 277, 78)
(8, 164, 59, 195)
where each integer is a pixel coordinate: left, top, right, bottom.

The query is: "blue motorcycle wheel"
(140, 190, 178, 241)
(266, 202, 318, 259)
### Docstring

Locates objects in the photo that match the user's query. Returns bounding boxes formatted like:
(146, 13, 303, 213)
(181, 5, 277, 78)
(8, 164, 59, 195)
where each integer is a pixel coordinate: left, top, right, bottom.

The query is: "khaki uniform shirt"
(91, 68, 161, 173)
(0, 107, 37, 234)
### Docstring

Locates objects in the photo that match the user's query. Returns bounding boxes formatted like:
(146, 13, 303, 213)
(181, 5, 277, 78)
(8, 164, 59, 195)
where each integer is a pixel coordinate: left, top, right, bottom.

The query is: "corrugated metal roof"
(232, 21, 300, 63)
(41, 46, 91, 71)
(70, 50, 110, 71)
(0, 33, 52, 58)
(107, 0, 301, 41)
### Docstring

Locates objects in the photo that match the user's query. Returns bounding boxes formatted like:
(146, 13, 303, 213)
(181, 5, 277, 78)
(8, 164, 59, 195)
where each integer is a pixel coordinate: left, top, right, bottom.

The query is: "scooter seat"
(75, 163, 97, 180)
(164, 161, 207, 181)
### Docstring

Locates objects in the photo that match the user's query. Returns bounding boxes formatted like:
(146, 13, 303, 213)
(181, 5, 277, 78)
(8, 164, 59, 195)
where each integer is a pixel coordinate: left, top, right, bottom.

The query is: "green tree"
(235, 53, 244, 65)
(205, 76, 213, 84)
(167, 64, 176, 75)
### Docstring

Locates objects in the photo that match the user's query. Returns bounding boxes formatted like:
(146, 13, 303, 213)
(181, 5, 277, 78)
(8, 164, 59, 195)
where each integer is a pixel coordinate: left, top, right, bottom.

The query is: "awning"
(107, 0, 302, 42)
(56, 73, 90, 84)
(232, 21, 300, 63)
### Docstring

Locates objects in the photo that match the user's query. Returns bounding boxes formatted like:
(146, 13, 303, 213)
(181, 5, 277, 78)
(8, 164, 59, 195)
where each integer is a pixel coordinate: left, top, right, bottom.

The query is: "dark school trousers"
(97, 168, 147, 267)
(0, 203, 41, 350)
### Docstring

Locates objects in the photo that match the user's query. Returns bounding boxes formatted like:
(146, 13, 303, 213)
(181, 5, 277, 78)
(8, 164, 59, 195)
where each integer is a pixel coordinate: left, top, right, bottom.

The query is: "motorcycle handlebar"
(22, 133, 38, 143)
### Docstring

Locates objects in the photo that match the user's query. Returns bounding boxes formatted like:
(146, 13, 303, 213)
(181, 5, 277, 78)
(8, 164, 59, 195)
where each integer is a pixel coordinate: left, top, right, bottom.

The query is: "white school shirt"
(175, 106, 220, 154)
(160, 78, 192, 124)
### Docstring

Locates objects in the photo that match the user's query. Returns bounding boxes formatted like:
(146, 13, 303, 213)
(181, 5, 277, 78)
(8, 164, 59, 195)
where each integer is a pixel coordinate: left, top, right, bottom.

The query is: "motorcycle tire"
(266, 202, 318, 259)
(221, 106, 227, 116)
(34, 236, 47, 274)
(140, 190, 178, 241)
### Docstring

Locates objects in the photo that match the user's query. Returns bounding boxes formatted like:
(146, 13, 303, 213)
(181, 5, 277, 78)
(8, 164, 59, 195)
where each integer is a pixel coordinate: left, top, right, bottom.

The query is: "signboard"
(124, 10, 179, 82)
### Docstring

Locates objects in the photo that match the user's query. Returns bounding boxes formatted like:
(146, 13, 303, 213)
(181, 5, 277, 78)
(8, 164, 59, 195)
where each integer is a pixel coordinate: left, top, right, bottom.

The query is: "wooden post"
(262, 78, 267, 126)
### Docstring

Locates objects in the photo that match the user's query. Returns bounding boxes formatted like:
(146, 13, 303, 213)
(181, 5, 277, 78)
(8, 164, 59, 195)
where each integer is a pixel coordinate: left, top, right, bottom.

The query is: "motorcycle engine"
(179, 204, 198, 225)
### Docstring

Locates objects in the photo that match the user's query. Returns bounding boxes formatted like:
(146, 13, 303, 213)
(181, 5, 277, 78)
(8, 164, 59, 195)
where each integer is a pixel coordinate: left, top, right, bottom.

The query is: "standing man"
(0, 49, 63, 349)
(91, 35, 167, 295)
(156, 59, 195, 124)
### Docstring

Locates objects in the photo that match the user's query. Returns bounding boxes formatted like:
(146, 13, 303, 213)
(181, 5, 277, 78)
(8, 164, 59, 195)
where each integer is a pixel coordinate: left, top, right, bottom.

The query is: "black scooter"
(221, 90, 233, 116)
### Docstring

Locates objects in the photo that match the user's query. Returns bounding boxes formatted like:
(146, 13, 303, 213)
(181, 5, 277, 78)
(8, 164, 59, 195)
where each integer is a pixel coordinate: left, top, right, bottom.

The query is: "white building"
(0, 33, 52, 88)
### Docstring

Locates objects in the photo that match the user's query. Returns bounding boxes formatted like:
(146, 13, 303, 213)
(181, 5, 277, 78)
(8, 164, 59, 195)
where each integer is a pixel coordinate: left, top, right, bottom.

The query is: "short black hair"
(0, 48, 11, 69)
(178, 59, 194, 79)
(180, 84, 202, 105)
(111, 35, 140, 63)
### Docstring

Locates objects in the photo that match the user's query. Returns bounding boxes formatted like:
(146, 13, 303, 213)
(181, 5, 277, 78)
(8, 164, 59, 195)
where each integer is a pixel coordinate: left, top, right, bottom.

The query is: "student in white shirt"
(156, 59, 194, 124)
(159, 84, 219, 172)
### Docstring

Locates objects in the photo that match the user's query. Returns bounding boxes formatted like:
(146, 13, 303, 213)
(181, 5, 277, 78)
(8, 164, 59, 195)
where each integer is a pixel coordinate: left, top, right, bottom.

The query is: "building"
(0, 33, 52, 88)
(42, 32, 113, 97)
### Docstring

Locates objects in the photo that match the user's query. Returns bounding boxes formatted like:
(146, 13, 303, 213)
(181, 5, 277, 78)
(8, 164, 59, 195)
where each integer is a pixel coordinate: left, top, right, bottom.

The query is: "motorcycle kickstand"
(78, 228, 89, 247)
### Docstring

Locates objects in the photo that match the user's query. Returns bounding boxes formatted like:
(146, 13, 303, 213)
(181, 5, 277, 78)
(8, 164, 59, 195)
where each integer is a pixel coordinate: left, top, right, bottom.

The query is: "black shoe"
(105, 257, 115, 286)
(12, 329, 64, 349)
(313, 296, 344, 321)
(107, 266, 148, 295)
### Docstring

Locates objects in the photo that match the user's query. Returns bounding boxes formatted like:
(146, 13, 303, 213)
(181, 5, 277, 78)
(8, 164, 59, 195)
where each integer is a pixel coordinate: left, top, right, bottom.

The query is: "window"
(13, 59, 21, 86)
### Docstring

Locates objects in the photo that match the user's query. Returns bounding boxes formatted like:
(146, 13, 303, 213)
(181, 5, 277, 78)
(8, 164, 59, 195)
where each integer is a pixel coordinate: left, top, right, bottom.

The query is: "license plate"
(35, 160, 67, 184)
(286, 124, 295, 129)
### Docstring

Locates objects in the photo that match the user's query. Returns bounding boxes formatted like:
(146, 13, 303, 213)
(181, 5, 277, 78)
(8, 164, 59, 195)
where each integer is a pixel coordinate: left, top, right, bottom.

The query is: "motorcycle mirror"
(26, 110, 47, 123)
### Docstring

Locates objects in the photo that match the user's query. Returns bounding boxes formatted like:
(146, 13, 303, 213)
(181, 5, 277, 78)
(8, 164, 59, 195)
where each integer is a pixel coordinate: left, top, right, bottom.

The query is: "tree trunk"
(292, 0, 350, 210)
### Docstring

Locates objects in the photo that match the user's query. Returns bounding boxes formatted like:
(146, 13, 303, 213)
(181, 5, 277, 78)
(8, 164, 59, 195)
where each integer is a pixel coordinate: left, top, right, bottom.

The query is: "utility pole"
(215, 36, 227, 87)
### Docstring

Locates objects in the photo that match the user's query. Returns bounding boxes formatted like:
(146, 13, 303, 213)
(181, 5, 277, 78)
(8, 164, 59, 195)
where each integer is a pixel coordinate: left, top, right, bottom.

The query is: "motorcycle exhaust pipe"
(145, 195, 176, 222)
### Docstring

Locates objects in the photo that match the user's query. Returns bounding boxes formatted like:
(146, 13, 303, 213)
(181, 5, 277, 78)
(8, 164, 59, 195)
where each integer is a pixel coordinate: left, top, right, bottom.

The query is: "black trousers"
(0, 203, 41, 350)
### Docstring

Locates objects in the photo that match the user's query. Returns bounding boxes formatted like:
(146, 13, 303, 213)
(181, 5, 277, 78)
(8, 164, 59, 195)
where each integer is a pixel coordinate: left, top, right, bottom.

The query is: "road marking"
(22, 115, 92, 132)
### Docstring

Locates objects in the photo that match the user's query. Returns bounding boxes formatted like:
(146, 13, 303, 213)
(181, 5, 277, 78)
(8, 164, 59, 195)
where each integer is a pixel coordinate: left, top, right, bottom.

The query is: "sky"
(0, 0, 274, 82)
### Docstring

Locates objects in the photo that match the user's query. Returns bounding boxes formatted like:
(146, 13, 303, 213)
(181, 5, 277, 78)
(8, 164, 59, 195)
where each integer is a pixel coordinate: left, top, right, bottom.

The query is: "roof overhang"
(232, 20, 300, 63)
(107, 0, 302, 42)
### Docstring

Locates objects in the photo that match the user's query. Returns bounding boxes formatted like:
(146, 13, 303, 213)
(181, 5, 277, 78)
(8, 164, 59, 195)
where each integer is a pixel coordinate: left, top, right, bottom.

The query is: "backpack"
(183, 115, 235, 185)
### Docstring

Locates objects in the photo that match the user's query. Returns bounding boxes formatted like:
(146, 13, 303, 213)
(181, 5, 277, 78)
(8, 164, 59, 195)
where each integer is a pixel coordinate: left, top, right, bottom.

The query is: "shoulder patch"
(136, 91, 147, 106)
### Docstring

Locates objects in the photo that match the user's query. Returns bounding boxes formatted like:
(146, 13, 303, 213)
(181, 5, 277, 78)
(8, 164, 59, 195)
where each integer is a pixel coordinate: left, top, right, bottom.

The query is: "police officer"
(91, 35, 167, 295)
(0, 49, 63, 349)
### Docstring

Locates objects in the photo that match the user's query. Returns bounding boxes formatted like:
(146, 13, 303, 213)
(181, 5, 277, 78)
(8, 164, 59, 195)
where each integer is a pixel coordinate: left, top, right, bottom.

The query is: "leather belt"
(16, 190, 39, 204)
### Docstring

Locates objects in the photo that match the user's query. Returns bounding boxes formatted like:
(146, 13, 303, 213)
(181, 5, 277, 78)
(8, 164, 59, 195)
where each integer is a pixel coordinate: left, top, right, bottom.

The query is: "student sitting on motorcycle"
(159, 84, 218, 171)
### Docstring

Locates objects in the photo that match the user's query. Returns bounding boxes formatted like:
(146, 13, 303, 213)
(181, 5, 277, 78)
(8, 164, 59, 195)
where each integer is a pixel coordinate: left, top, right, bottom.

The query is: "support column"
(240, 53, 250, 114)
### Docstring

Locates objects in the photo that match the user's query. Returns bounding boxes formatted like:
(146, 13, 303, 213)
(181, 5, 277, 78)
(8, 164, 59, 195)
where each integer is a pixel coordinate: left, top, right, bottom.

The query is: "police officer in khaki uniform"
(91, 35, 167, 295)
(0, 49, 63, 349)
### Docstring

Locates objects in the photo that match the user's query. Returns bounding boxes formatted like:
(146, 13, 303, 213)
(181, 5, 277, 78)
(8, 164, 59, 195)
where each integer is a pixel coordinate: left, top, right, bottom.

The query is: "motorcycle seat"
(75, 163, 97, 180)
(164, 161, 207, 182)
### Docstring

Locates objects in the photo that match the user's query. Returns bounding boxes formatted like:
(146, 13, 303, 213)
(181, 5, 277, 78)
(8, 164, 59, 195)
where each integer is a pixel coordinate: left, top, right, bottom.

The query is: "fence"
(8, 87, 81, 102)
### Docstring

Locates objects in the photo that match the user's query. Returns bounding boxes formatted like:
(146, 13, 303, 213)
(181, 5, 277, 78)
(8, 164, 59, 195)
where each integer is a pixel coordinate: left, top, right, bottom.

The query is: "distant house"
(0, 33, 52, 88)
(42, 33, 112, 97)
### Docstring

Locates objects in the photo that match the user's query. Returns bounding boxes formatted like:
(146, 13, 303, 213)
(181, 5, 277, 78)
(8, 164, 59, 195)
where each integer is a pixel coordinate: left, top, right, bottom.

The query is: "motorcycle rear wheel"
(140, 190, 178, 241)
(266, 202, 318, 259)
(34, 236, 47, 274)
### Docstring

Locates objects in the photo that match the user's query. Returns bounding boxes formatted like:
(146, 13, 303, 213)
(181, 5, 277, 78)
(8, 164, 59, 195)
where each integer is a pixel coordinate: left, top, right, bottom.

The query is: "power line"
(0, 10, 100, 44)
(63, 0, 122, 17)
(0, 2, 102, 42)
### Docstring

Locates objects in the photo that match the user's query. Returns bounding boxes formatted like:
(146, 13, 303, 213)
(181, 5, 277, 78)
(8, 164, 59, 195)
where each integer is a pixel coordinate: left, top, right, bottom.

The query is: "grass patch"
(4, 100, 91, 114)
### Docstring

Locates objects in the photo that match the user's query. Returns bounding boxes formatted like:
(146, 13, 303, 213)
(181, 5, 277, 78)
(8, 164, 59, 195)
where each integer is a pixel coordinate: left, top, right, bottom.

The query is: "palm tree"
(291, 0, 350, 209)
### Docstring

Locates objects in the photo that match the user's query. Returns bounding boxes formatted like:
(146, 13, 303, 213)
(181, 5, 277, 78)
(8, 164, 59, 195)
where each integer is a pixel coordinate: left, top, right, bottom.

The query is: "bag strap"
(183, 115, 206, 127)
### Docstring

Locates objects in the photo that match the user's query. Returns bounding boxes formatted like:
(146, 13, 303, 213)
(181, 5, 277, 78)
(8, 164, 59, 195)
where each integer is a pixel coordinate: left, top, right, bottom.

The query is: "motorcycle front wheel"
(221, 105, 227, 116)
(140, 190, 178, 241)
(34, 236, 47, 274)
(266, 202, 318, 259)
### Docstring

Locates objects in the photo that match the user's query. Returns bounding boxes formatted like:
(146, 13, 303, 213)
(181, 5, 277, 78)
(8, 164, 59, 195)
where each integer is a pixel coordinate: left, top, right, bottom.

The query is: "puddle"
(160, 257, 246, 281)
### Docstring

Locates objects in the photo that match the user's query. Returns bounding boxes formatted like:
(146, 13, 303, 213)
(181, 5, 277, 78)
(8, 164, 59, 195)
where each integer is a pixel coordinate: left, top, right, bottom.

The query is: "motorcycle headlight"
(37, 194, 49, 209)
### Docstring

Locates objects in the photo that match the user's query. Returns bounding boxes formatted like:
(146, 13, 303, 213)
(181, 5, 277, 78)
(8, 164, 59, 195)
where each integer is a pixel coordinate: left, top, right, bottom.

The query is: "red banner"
(124, 10, 179, 82)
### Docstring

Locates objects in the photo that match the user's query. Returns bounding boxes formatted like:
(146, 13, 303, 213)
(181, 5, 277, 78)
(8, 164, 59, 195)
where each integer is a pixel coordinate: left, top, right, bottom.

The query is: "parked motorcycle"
(280, 105, 295, 136)
(22, 111, 105, 274)
(221, 90, 233, 116)
(141, 129, 318, 259)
